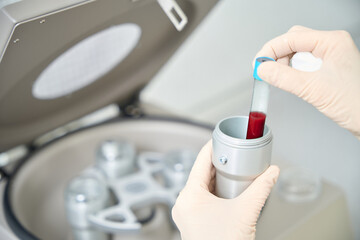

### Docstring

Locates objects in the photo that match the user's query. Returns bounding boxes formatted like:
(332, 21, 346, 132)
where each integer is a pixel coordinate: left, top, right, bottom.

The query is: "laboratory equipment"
(96, 139, 156, 226)
(96, 140, 136, 179)
(0, 0, 354, 239)
(163, 150, 197, 186)
(246, 57, 275, 139)
(65, 145, 197, 239)
(277, 167, 322, 203)
(0, 0, 219, 239)
(4, 120, 211, 240)
(212, 116, 272, 198)
(65, 174, 110, 240)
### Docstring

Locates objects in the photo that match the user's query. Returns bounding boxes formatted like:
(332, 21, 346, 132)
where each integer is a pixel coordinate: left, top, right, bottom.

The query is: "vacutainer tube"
(246, 57, 275, 139)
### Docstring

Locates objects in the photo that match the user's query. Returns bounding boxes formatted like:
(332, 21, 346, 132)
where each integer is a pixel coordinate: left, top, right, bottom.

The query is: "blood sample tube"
(246, 57, 275, 139)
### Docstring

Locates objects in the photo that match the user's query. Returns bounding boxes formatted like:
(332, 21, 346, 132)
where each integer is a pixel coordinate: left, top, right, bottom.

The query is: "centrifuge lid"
(0, 0, 218, 151)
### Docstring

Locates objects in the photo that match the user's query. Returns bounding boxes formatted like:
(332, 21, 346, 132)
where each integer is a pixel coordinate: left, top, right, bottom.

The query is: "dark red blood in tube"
(246, 112, 266, 139)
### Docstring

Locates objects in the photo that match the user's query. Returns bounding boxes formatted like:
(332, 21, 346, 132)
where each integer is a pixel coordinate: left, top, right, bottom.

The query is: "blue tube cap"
(253, 57, 275, 81)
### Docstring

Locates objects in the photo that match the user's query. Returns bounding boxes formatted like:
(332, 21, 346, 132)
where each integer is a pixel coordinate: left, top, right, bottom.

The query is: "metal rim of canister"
(213, 116, 272, 149)
(3, 115, 213, 240)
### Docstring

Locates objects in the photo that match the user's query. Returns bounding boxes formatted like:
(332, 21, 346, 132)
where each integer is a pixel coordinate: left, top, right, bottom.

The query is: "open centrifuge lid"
(0, 0, 218, 152)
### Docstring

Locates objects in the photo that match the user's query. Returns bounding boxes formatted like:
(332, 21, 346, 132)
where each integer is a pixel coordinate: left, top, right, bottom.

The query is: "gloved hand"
(172, 141, 280, 240)
(254, 25, 360, 140)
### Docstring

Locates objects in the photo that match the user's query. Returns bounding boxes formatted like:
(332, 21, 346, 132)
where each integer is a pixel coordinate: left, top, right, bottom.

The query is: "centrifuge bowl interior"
(4, 117, 212, 240)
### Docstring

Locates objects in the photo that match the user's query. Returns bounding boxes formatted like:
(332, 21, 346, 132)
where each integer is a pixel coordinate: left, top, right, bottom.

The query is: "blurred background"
(141, 0, 360, 238)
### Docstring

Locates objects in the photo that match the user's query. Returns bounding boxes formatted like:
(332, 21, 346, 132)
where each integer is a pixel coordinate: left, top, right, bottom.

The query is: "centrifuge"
(0, 0, 354, 239)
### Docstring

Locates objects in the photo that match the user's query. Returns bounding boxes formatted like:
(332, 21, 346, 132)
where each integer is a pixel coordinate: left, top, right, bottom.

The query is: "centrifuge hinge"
(157, 0, 188, 31)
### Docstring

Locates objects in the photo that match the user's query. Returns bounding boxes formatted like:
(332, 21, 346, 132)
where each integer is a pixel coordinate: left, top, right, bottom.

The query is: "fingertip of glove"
(257, 61, 285, 88)
(257, 61, 276, 77)
(268, 165, 280, 174)
(266, 165, 280, 184)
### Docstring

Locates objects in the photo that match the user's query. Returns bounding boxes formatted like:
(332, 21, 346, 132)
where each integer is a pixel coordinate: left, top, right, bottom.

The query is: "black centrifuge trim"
(4, 172, 38, 240)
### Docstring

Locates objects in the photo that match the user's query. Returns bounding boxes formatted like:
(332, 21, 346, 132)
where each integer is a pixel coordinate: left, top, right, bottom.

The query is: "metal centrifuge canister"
(96, 140, 136, 179)
(212, 116, 273, 199)
(65, 175, 110, 240)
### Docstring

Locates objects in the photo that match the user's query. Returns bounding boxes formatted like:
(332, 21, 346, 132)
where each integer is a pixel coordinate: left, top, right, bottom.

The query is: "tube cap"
(253, 57, 275, 81)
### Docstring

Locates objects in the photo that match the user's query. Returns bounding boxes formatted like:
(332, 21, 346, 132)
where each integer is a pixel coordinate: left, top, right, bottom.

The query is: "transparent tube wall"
(246, 56, 274, 139)
(249, 79, 270, 114)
